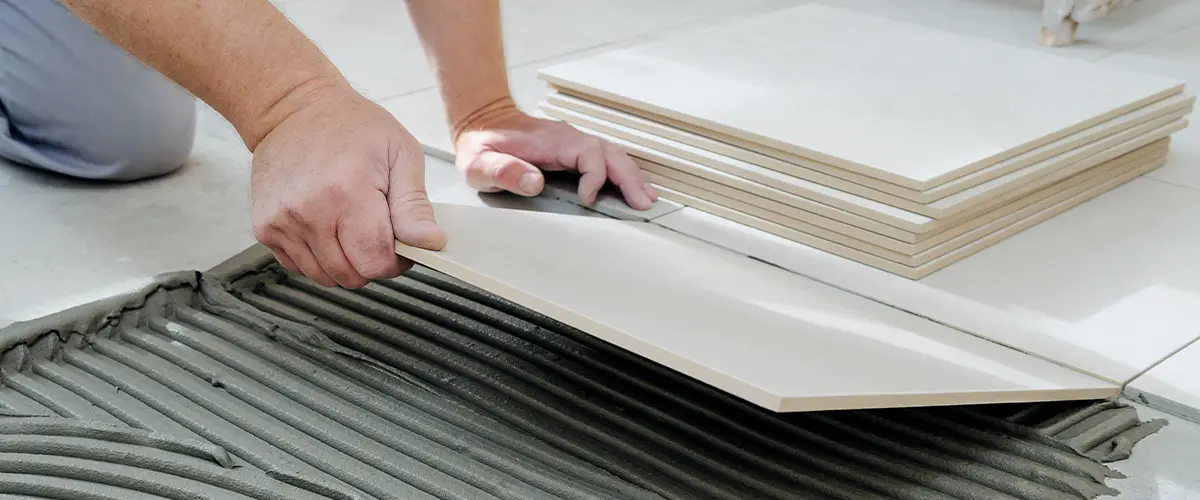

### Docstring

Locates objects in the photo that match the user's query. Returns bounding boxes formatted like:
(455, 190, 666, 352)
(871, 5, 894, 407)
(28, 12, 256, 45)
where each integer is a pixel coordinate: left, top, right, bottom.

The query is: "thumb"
(390, 148, 448, 251)
(466, 150, 545, 197)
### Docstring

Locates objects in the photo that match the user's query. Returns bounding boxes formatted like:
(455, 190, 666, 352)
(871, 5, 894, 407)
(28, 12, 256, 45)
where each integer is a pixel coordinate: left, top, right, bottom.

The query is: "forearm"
(405, 0, 514, 142)
(62, 0, 349, 150)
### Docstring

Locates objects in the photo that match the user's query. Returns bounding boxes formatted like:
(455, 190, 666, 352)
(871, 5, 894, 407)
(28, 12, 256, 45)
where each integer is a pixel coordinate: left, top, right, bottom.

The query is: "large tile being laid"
(537, 3, 1185, 191)
(654, 178, 1200, 384)
(395, 202, 1116, 412)
(1103, 22, 1200, 191)
(1127, 341, 1200, 423)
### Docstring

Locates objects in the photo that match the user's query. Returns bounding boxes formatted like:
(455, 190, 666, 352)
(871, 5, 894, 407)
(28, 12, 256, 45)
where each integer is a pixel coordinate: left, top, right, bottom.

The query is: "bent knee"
(65, 92, 199, 181)
(1, 81, 199, 182)
(89, 107, 198, 181)
(0, 0, 199, 181)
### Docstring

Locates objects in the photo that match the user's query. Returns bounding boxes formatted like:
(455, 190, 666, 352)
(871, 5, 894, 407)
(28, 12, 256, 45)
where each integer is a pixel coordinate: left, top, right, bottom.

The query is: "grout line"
(1121, 333, 1200, 387)
(500, 0, 800, 72)
(1092, 15, 1200, 62)
(371, 85, 440, 107)
(374, 1, 799, 106)
(1122, 386, 1200, 424)
(647, 204, 685, 222)
(1143, 174, 1200, 192)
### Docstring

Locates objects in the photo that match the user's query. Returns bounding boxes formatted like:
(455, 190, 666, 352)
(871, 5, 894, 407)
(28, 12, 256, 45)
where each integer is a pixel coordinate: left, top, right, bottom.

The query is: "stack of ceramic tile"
(535, 4, 1193, 279)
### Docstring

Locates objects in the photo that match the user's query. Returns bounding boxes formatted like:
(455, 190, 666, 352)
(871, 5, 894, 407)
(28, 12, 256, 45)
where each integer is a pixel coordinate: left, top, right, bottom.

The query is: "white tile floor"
(654, 177, 1200, 385)
(1102, 22, 1200, 190)
(3, 1, 1200, 493)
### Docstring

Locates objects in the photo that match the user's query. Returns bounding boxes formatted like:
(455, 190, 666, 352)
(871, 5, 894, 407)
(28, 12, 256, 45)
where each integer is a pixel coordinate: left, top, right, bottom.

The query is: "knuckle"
(320, 181, 354, 206)
(392, 186, 431, 207)
(356, 255, 397, 280)
(329, 266, 366, 289)
(251, 219, 275, 242)
(278, 198, 306, 220)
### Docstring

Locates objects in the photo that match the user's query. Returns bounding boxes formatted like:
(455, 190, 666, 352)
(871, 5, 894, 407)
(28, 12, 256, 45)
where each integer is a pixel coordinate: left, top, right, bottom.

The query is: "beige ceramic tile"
(537, 4, 1185, 190)
(545, 91, 1195, 204)
(652, 151, 1166, 279)
(644, 142, 1164, 259)
(395, 203, 1116, 412)
(654, 177, 1200, 383)
(544, 96, 1191, 220)
(564, 106, 1186, 233)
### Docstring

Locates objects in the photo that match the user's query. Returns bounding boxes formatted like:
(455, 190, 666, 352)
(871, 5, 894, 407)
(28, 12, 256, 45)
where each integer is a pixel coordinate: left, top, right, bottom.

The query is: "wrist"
(239, 74, 354, 151)
(449, 94, 520, 147)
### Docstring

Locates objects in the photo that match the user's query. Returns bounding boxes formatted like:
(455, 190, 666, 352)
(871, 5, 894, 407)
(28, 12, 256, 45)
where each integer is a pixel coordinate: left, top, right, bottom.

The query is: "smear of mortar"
(0, 262, 1167, 500)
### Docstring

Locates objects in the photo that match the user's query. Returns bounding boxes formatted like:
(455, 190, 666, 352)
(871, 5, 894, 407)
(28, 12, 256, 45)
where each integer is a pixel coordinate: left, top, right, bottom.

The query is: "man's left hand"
(453, 102, 658, 210)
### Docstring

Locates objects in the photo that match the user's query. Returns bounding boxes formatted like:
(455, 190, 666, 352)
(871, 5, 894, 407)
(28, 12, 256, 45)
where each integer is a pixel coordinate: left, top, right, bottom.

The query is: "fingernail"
(410, 220, 449, 250)
(645, 182, 659, 200)
(519, 172, 541, 195)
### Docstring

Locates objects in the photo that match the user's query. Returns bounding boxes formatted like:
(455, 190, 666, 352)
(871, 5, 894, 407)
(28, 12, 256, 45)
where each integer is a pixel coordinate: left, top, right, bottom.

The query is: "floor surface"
(3, 0, 1200, 496)
(0, 258, 1174, 500)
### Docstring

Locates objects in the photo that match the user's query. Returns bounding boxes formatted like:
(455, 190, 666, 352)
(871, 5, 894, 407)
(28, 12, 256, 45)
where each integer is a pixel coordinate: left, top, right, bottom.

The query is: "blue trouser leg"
(0, 0, 197, 181)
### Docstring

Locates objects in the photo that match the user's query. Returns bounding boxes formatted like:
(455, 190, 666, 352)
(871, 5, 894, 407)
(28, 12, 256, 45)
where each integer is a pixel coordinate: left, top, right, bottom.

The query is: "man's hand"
(453, 100, 658, 210)
(61, 0, 442, 288)
(406, 0, 657, 210)
(251, 84, 447, 289)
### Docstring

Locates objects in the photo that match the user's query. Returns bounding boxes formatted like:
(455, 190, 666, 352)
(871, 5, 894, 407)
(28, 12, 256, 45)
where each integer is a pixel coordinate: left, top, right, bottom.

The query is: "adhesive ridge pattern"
(0, 265, 1166, 500)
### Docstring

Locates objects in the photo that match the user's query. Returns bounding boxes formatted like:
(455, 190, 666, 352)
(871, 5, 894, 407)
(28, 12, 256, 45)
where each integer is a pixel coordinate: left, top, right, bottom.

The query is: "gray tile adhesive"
(0, 247, 1169, 500)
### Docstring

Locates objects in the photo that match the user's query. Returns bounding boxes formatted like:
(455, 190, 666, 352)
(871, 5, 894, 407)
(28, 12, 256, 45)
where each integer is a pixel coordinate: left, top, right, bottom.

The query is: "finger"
(602, 143, 653, 210)
(279, 237, 337, 287)
(576, 138, 608, 205)
(390, 146, 449, 251)
(338, 191, 404, 281)
(269, 246, 300, 273)
(396, 255, 416, 275)
(308, 225, 369, 288)
(464, 150, 545, 197)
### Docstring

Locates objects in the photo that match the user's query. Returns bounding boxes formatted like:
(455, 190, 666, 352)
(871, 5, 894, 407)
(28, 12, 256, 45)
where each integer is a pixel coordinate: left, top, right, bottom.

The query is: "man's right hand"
(249, 83, 447, 289)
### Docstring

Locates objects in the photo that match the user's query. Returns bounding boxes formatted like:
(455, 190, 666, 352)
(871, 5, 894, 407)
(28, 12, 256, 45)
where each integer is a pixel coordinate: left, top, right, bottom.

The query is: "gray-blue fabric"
(0, 0, 196, 180)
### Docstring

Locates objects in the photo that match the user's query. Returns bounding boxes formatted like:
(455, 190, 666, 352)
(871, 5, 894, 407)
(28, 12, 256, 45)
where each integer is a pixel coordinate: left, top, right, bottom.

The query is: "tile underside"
(0, 262, 1168, 500)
